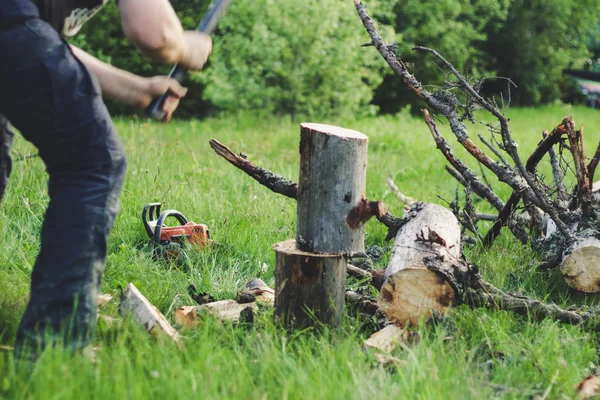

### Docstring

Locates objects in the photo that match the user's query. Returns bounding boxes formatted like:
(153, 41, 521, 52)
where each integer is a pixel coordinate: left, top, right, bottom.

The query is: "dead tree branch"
(210, 139, 298, 199)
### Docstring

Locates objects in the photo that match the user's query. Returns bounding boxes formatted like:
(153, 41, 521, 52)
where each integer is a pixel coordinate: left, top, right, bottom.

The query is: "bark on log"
(274, 239, 347, 329)
(379, 203, 461, 327)
(296, 123, 369, 254)
(119, 283, 181, 345)
(560, 238, 600, 293)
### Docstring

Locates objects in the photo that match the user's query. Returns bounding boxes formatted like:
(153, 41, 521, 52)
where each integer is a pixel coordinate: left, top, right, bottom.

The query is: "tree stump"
(379, 203, 461, 327)
(274, 239, 347, 329)
(296, 123, 369, 254)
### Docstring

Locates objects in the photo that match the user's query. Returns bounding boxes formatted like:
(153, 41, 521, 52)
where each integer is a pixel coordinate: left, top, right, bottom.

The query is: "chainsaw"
(142, 202, 211, 261)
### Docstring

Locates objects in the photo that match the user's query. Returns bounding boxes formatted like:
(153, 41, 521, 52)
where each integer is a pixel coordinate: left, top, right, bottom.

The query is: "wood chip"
(577, 374, 600, 399)
(364, 325, 408, 353)
(175, 300, 258, 327)
(97, 294, 113, 306)
(374, 353, 407, 368)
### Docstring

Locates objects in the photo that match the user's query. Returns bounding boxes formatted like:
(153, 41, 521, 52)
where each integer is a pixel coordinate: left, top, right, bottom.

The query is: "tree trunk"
(274, 239, 347, 329)
(379, 203, 461, 327)
(296, 123, 369, 254)
(560, 238, 600, 293)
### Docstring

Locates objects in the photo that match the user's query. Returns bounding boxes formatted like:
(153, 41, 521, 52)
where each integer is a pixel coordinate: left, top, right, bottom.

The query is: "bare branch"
(545, 130, 567, 203)
(484, 120, 571, 246)
(587, 140, 600, 183)
(386, 177, 416, 209)
(478, 133, 509, 166)
(210, 139, 298, 199)
(423, 110, 505, 211)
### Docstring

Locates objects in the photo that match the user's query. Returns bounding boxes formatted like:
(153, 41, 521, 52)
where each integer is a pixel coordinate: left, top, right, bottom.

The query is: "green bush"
(200, 0, 389, 120)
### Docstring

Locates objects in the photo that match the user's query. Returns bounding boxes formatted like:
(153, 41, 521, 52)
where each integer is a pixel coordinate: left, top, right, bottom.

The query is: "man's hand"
(180, 31, 213, 71)
(138, 76, 188, 122)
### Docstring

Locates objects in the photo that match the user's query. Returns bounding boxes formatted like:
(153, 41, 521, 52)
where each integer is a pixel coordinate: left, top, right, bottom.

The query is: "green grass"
(2, 105, 600, 399)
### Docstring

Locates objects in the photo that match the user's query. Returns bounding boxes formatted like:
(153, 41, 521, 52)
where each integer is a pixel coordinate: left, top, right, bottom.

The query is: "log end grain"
(560, 239, 600, 293)
(300, 123, 368, 141)
(378, 267, 454, 328)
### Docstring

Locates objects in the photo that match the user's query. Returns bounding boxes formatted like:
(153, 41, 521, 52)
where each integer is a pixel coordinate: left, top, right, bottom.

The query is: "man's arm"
(118, 0, 212, 70)
(71, 46, 187, 121)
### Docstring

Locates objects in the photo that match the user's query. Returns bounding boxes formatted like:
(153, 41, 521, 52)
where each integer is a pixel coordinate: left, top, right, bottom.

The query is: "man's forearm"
(118, 0, 187, 64)
(71, 45, 148, 107)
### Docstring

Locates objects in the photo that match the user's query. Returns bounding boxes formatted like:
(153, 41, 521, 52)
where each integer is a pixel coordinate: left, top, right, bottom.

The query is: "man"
(0, 0, 212, 358)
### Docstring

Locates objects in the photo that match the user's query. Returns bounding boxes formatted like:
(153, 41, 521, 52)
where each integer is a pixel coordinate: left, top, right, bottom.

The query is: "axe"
(146, 0, 232, 121)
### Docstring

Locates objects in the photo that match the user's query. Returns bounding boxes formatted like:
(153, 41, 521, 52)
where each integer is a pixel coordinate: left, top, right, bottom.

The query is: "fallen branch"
(209, 139, 298, 199)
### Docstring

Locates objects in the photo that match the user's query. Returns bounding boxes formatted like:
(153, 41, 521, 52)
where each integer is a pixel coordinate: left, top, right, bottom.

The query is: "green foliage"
(485, 0, 600, 105)
(201, 0, 389, 120)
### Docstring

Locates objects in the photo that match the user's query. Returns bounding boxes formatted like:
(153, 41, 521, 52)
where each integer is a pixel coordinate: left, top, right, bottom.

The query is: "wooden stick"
(209, 139, 298, 199)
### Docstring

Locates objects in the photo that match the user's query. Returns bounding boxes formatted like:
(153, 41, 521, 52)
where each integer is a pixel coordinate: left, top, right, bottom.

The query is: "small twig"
(478, 133, 509, 166)
(386, 177, 416, 209)
(209, 139, 298, 199)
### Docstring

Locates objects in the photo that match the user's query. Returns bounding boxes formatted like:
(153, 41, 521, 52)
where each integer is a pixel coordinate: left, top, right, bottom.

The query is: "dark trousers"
(0, 18, 127, 355)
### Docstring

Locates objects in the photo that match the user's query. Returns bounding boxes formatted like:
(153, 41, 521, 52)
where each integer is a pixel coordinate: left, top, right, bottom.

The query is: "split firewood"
(363, 324, 409, 353)
(238, 278, 275, 306)
(577, 372, 600, 400)
(175, 300, 258, 327)
(97, 314, 121, 328)
(97, 294, 113, 306)
(374, 353, 408, 368)
(119, 283, 181, 346)
(378, 203, 460, 327)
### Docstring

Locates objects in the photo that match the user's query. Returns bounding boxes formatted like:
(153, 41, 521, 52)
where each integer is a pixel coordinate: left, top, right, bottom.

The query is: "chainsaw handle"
(142, 203, 162, 237)
(155, 210, 189, 244)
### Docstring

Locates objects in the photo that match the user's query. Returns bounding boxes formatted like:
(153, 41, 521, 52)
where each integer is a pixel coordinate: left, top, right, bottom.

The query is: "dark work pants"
(0, 18, 127, 356)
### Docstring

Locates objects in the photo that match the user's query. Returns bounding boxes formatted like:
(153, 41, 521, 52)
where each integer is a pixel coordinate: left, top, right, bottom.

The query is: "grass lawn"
(1, 105, 600, 399)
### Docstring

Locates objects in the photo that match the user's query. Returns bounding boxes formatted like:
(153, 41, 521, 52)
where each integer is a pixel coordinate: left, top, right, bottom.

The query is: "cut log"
(379, 203, 461, 327)
(296, 123, 369, 254)
(364, 324, 408, 353)
(119, 283, 181, 346)
(560, 238, 600, 293)
(175, 300, 258, 327)
(274, 239, 347, 329)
